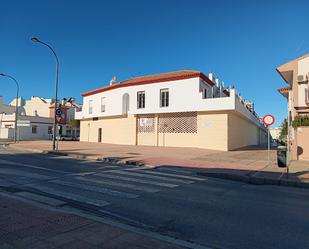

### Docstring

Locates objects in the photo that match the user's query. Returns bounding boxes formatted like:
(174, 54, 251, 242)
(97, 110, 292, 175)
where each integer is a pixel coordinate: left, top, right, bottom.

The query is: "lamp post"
(0, 73, 19, 143)
(31, 37, 59, 150)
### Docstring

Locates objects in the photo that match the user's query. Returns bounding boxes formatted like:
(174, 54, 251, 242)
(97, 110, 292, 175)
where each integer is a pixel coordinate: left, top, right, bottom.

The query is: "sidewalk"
(9, 141, 309, 188)
(0, 193, 187, 249)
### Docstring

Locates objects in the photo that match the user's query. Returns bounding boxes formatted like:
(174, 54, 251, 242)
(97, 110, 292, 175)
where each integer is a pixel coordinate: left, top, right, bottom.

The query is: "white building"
(269, 127, 282, 140)
(0, 113, 53, 140)
(8, 96, 81, 140)
(76, 70, 267, 151)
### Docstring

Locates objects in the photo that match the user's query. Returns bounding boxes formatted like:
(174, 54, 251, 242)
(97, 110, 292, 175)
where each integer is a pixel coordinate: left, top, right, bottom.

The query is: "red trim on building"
(223, 89, 230, 96)
(81, 71, 215, 97)
(31, 121, 53, 125)
(1, 120, 53, 125)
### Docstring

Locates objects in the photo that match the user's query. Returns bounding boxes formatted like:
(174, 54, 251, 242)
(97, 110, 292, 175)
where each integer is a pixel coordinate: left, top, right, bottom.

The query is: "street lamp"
(31, 37, 59, 150)
(0, 73, 19, 143)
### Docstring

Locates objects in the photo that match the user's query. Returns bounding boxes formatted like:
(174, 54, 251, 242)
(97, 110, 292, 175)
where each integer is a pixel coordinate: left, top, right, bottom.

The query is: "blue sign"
(55, 109, 62, 117)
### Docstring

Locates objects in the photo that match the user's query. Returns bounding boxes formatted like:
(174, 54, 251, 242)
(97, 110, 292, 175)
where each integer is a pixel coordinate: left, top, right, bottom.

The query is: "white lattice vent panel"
(137, 115, 155, 133)
(159, 112, 197, 133)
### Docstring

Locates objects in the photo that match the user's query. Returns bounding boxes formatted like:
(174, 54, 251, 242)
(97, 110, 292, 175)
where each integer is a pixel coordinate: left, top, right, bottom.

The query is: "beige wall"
(197, 112, 228, 151)
(228, 112, 264, 150)
(136, 112, 228, 150)
(295, 127, 309, 161)
(22, 97, 53, 117)
(80, 114, 136, 145)
(80, 111, 264, 151)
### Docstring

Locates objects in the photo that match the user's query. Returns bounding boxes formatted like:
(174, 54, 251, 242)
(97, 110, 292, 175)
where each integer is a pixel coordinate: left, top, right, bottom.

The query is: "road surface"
(0, 145, 308, 249)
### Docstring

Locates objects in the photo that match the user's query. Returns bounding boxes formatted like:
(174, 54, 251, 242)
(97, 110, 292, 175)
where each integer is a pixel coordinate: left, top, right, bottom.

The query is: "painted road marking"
(0, 159, 70, 174)
(135, 169, 205, 181)
(0, 168, 52, 180)
(51, 179, 139, 199)
(15, 191, 66, 207)
(27, 184, 110, 207)
(96, 173, 178, 188)
(75, 176, 160, 193)
(112, 170, 194, 184)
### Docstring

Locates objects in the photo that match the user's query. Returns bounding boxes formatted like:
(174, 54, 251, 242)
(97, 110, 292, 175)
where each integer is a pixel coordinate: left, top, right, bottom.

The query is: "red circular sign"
(262, 114, 275, 126)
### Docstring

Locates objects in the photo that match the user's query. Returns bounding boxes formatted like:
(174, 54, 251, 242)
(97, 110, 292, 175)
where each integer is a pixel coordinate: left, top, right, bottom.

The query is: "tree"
(68, 119, 80, 128)
(279, 118, 288, 143)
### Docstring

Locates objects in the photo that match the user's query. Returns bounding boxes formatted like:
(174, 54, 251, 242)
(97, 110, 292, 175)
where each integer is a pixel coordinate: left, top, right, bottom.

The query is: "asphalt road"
(0, 145, 309, 249)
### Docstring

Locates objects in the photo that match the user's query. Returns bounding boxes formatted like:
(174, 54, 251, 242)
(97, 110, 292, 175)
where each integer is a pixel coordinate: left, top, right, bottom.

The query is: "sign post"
(262, 114, 275, 165)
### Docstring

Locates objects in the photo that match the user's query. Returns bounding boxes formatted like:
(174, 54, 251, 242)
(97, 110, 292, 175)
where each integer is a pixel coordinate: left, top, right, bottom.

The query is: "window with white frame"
(101, 97, 106, 112)
(137, 91, 145, 109)
(89, 100, 93, 114)
(306, 88, 309, 102)
(202, 88, 208, 99)
(160, 89, 169, 107)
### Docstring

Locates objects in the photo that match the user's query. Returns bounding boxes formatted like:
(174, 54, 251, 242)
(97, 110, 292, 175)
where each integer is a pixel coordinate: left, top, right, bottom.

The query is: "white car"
(56, 135, 74, 141)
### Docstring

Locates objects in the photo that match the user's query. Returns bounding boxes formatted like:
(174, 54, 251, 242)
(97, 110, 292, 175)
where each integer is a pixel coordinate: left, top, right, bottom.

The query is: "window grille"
(137, 115, 155, 133)
(159, 112, 197, 133)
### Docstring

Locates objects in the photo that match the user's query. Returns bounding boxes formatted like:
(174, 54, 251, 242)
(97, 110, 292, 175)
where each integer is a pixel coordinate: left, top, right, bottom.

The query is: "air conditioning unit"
(297, 74, 308, 83)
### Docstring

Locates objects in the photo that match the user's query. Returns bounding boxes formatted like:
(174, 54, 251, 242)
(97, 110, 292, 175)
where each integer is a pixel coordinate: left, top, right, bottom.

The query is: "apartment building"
(76, 70, 267, 151)
(277, 54, 309, 161)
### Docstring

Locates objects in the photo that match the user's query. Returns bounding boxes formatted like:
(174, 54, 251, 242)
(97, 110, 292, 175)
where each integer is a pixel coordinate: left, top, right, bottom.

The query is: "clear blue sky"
(1, 0, 309, 126)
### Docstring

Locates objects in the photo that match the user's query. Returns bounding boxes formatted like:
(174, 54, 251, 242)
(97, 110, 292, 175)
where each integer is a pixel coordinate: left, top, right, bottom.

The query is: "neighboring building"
(277, 53, 309, 161)
(11, 96, 54, 117)
(76, 70, 267, 151)
(9, 96, 81, 139)
(0, 113, 53, 140)
(0, 96, 15, 114)
(269, 127, 282, 140)
(49, 102, 81, 138)
(1, 96, 81, 141)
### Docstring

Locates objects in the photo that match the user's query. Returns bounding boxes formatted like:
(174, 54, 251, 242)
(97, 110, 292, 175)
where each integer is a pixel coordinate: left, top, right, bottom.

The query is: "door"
(98, 128, 102, 143)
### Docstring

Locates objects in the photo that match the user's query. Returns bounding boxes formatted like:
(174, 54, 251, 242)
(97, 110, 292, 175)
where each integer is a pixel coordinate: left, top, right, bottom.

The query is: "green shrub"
(292, 116, 309, 128)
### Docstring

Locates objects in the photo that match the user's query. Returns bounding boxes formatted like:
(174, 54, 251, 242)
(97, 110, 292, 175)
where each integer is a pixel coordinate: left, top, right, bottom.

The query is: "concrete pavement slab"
(0, 194, 190, 249)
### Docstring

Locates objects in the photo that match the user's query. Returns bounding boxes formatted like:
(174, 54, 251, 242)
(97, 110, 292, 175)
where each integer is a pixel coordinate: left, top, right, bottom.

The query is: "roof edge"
(81, 71, 214, 97)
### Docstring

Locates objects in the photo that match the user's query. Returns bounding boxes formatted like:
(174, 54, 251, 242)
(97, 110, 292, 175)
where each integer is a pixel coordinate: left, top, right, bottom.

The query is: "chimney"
(208, 72, 213, 82)
(109, 76, 117, 85)
(215, 77, 220, 87)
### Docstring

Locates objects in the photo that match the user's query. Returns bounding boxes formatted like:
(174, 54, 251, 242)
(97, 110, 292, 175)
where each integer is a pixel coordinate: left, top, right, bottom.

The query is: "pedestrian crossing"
(75, 176, 161, 193)
(50, 179, 139, 199)
(95, 172, 179, 188)
(0, 160, 206, 209)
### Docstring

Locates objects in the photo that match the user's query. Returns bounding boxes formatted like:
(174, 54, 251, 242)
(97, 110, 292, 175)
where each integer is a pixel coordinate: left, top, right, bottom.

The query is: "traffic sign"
(262, 114, 275, 164)
(262, 114, 275, 127)
(55, 109, 62, 117)
(56, 116, 62, 123)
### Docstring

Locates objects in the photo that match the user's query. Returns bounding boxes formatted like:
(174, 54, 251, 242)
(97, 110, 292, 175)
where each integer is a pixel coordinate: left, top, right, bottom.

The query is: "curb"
(8, 144, 309, 189)
(198, 172, 309, 189)
(47, 151, 146, 167)
(9, 144, 146, 167)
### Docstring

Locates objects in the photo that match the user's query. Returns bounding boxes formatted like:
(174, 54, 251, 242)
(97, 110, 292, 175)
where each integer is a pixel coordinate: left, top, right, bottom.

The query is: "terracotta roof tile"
(82, 70, 214, 97)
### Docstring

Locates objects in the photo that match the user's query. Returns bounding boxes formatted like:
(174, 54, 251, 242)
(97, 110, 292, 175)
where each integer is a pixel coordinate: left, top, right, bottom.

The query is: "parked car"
(56, 135, 74, 141)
